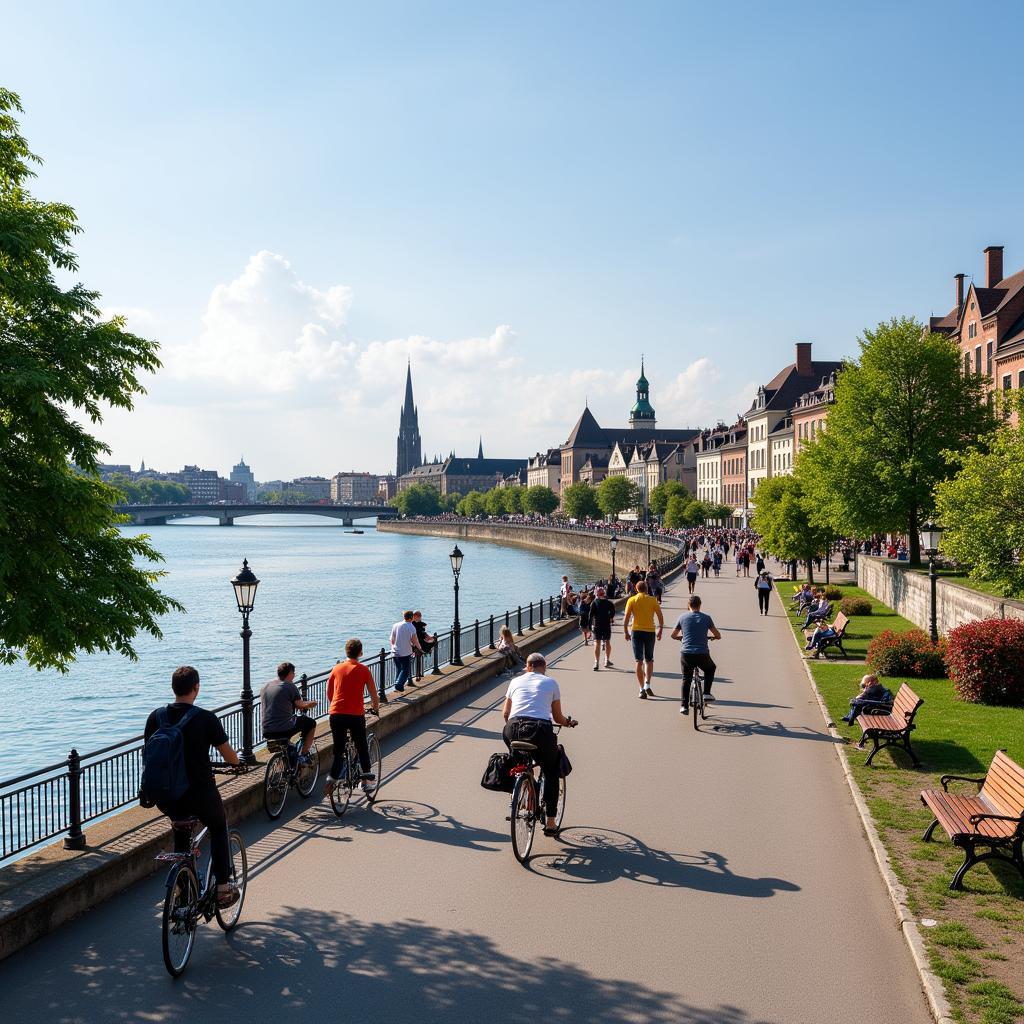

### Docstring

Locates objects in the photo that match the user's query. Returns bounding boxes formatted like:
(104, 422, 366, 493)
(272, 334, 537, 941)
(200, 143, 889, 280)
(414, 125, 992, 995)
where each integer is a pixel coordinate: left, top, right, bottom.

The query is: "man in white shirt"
(390, 610, 423, 694)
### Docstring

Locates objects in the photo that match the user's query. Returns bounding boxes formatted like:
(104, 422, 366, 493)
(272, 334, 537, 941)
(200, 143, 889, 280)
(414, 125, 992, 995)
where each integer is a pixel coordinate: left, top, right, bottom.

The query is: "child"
(840, 673, 890, 724)
(497, 626, 525, 676)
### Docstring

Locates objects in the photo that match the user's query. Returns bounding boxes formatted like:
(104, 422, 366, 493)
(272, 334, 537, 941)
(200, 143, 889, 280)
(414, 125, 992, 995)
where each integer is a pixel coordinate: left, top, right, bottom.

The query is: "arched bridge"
(115, 503, 398, 527)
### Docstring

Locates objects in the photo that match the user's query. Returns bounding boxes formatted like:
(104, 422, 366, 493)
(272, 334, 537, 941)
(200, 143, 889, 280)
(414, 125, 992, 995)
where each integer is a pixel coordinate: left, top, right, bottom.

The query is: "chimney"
(954, 273, 965, 314)
(984, 245, 1004, 288)
(795, 342, 812, 377)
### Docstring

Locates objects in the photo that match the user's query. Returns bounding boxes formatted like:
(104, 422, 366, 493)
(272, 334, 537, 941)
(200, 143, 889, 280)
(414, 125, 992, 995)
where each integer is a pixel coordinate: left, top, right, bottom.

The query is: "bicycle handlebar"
(211, 764, 250, 775)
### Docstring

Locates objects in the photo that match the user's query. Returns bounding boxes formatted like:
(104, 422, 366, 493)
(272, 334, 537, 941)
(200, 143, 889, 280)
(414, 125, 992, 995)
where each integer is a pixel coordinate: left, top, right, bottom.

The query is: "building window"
(1019, 370, 1024, 391)
(975, 346, 982, 374)
(964, 352, 971, 375)
(986, 341, 993, 376)
(968, 321, 977, 340)
(1003, 375, 1012, 391)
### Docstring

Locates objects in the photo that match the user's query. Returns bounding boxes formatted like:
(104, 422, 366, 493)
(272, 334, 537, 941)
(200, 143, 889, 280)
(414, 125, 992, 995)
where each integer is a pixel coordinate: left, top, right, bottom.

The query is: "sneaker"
(216, 883, 241, 909)
(393, 686, 405, 693)
(644, 685, 655, 696)
(604, 661, 613, 668)
(593, 664, 599, 672)
(703, 692, 715, 703)
(407, 680, 417, 687)
(679, 705, 688, 714)
(359, 773, 377, 782)
(638, 690, 648, 699)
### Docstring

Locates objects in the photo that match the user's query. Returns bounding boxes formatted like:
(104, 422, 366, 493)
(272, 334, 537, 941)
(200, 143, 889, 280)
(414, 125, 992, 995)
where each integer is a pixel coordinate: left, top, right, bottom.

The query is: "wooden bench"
(856, 683, 923, 766)
(921, 750, 1024, 890)
(803, 612, 849, 659)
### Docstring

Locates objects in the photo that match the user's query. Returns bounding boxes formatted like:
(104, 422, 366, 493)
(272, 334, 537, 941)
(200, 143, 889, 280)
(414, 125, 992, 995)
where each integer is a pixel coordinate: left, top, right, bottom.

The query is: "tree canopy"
(597, 475, 640, 518)
(797, 317, 994, 563)
(561, 481, 600, 521)
(649, 480, 690, 519)
(0, 89, 181, 671)
(392, 482, 442, 517)
(107, 474, 191, 505)
(524, 484, 559, 516)
(752, 475, 830, 582)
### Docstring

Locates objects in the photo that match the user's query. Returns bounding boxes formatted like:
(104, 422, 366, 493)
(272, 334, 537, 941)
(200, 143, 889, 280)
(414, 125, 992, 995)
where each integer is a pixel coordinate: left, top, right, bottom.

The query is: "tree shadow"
(527, 827, 801, 898)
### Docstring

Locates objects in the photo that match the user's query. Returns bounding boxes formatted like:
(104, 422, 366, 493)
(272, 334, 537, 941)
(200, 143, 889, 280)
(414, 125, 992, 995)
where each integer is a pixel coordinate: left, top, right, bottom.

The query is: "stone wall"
(377, 520, 679, 573)
(857, 556, 1024, 634)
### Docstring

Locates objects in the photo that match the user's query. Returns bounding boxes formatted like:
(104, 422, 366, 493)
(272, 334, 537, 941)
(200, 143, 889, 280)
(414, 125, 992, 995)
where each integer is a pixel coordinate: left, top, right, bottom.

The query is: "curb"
(786, 616, 954, 1024)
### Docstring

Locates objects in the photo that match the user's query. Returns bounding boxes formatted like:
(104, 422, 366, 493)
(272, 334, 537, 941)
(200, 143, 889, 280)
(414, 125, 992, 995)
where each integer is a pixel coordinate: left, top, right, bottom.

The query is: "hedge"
(945, 618, 1024, 706)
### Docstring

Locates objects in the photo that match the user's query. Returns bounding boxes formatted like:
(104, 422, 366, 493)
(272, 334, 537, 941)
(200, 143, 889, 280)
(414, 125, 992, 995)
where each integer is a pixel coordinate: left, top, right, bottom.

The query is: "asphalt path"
(0, 570, 932, 1023)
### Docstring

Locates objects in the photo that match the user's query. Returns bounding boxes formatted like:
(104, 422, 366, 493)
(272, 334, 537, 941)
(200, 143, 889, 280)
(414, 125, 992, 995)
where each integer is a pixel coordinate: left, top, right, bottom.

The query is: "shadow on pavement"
(332, 799, 507, 852)
(527, 827, 800, 898)
(699, 716, 842, 745)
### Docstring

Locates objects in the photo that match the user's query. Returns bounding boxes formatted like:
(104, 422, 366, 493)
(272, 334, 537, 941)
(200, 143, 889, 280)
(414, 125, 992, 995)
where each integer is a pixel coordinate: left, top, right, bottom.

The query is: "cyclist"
(260, 661, 318, 763)
(502, 652, 577, 836)
(324, 638, 380, 797)
(670, 594, 721, 714)
(143, 666, 242, 908)
(623, 580, 664, 698)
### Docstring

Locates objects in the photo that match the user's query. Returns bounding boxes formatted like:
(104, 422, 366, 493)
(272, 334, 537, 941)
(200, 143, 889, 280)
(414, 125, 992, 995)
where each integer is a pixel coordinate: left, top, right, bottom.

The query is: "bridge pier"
(341, 517, 353, 527)
(218, 515, 234, 526)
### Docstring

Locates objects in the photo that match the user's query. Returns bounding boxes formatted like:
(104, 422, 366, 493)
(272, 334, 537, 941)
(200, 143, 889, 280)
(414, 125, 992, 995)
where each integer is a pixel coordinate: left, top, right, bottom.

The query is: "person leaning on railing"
(324, 638, 380, 797)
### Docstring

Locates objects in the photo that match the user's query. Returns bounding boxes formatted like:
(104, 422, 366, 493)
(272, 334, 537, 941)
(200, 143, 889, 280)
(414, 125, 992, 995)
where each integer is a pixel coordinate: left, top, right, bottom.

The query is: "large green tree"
(797, 317, 993, 564)
(752, 475, 830, 582)
(597, 475, 640, 518)
(501, 486, 525, 515)
(561, 481, 600, 521)
(524, 484, 559, 516)
(649, 480, 690, 519)
(392, 482, 442, 517)
(108, 473, 191, 505)
(0, 89, 180, 671)
(934, 395, 1024, 597)
(457, 490, 487, 517)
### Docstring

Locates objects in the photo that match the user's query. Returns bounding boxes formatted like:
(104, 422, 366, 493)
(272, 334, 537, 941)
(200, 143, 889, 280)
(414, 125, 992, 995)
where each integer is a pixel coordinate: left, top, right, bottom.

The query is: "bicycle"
(328, 710, 382, 817)
(685, 666, 706, 730)
(507, 722, 574, 865)
(156, 765, 248, 978)
(263, 734, 320, 819)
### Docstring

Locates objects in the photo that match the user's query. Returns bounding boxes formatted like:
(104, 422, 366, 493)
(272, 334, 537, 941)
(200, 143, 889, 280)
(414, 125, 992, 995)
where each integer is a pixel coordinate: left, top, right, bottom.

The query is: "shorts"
(686, 572, 698, 583)
(592, 626, 611, 642)
(631, 630, 656, 662)
(263, 715, 316, 742)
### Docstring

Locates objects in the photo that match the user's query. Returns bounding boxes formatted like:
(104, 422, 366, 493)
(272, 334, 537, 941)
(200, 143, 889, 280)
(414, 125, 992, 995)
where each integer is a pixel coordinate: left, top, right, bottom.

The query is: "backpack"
(480, 752, 519, 792)
(139, 707, 198, 807)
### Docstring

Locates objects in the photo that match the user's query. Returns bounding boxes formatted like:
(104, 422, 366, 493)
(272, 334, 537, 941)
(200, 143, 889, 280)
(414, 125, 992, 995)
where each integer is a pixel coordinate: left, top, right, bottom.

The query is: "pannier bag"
(480, 752, 518, 792)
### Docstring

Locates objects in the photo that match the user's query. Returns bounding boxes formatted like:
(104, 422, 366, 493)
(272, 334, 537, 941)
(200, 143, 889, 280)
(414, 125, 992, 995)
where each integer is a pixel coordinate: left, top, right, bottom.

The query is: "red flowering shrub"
(945, 618, 1024, 706)
(867, 629, 947, 678)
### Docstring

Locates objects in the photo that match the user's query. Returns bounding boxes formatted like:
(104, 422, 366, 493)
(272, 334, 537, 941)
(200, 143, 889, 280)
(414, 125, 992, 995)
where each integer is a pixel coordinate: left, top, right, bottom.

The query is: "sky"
(5, 1, 1024, 479)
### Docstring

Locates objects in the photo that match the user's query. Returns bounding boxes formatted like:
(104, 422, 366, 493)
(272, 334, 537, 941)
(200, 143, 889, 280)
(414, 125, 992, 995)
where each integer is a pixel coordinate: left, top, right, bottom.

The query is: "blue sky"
(6, 1, 1024, 477)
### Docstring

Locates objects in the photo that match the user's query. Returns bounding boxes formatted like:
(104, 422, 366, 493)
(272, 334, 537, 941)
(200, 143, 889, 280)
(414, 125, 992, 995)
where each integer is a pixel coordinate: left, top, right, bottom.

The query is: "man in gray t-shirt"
(260, 661, 318, 762)
(670, 595, 722, 711)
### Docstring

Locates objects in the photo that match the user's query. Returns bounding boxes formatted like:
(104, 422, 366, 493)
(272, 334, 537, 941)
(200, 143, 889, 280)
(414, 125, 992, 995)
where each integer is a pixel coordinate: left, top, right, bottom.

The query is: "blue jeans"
(394, 654, 413, 691)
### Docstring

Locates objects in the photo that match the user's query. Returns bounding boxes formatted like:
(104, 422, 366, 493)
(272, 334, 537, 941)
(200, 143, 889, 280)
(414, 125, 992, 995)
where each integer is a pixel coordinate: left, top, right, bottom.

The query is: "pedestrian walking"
(589, 586, 616, 671)
(623, 580, 664, 698)
(685, 553, 699, 594)
(389, 610, 422, 693)
(578, 590, 593, 645)
(754, 570, 774, 615)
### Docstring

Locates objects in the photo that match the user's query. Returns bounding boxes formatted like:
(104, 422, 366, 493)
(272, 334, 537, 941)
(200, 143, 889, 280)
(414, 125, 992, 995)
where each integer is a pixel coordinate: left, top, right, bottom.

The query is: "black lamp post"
(610, 532, 618, 591)
(919, 522, 944, 646)
(231, 558, 260, 764)
(645, 529, 652, 566)
(449, 544, 464, 666)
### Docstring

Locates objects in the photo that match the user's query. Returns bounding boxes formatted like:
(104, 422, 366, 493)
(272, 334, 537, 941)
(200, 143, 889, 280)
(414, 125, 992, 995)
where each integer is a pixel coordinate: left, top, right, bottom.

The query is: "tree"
(752, 475, 830, 582)
(797, 318, 994, 564)
(663, 494, 691, 529)
(597, 475, 640, 519)
(708, 502, 734, 524)
(501, 486, 525, 515)
(392, 483, 441, 517)
(439, 491, 461, 513)
(108, 474, 191, 505)
(649, 480, 690, 519)
(524, 485, 559, 516)
(0, 89, 181, 671)
(457, 490, 487, 517)
(561, 481, 601, 521)
(934, 395, 1024, 597)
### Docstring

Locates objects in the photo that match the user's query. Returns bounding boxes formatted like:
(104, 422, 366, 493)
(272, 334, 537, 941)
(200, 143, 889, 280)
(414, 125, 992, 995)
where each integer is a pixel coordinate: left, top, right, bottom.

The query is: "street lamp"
(645, 529, 652, 566)
(919, 521, 944, 646)
(449, 544, 464, 666)
(610, 532, 618, 592)
(230, 558, 260, 764)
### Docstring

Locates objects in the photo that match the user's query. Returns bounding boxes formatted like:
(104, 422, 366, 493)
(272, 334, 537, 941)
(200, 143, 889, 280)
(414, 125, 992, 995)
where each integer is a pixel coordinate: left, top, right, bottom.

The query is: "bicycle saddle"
(510, 741, 538, 753)
(170, 817, 200, 830)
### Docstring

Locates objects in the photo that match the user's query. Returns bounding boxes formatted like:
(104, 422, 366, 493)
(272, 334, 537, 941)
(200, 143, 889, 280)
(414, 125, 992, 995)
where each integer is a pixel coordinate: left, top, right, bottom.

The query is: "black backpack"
(139, 707, 198, 807)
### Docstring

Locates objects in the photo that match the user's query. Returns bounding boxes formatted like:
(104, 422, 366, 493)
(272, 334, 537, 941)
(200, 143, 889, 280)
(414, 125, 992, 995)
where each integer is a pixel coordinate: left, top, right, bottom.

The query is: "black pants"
(757, 589, 770, 614)
(329, 713, 371, 777)
(680, 652, 716, 701)
(162, 785, 230, 885)
(503, 717, 560, 817)
(264, 715, 317, 743)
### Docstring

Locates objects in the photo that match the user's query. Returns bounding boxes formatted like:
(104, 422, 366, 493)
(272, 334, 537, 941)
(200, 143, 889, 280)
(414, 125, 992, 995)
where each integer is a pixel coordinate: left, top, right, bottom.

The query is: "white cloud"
(99, 251, 760, 477)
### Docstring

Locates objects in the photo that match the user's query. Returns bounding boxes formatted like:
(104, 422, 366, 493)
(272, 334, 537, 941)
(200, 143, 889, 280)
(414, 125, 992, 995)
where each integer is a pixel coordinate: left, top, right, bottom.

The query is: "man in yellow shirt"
(623, 581, 664, 698)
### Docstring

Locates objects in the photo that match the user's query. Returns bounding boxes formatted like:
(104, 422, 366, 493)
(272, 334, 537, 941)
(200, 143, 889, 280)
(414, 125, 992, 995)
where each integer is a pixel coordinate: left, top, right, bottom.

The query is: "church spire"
(396, 361, 423, 478)
(403, 358, 415, 415)
(477, 436, 484, 459)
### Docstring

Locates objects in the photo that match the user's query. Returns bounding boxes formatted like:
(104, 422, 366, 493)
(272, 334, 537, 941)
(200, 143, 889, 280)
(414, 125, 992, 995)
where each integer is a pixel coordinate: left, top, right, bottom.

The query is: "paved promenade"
(0, 573, 931, 1023)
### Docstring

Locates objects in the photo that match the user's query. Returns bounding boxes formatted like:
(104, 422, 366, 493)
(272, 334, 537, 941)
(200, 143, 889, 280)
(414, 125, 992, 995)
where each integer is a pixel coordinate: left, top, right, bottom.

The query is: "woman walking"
(685, 553, 699, 595)
(754, 570, 774, 615)
(578, 590, 593, 645)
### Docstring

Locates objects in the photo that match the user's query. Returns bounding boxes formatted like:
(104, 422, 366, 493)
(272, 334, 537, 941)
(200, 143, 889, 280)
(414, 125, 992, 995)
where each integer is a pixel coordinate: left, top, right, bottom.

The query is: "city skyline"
(5, 3, 1024, 477)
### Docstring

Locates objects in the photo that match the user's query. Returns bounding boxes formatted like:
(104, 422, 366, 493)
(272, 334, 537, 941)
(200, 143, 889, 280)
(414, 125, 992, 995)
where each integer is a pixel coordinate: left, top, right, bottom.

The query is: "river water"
(0, 517, 600, 782)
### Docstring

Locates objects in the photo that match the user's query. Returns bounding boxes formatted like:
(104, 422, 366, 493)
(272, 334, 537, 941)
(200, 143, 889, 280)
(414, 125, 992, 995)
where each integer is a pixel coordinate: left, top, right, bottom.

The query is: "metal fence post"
(538, 596, 544, 627)
(528, 601, 534, 630)
(489, 614, 496, 649)
(517, 605, 523, 636)
(64, 749, 86, 851)
(415, 651, 423, 680)
(431, 636, 442, 675)
(299, 672, 308, 701)
(505, 609, 510, 630)
(378, 647, 388, 703)
(474, 619, 481, 657)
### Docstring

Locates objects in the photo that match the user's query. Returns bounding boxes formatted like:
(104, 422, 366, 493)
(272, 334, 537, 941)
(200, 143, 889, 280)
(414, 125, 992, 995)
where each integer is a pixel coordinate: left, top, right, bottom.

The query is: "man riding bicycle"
(143, 666, 242, 908)
(260, 661, 318, 763)
(502, 652, 577, 836)
(670, 595, 721, 714)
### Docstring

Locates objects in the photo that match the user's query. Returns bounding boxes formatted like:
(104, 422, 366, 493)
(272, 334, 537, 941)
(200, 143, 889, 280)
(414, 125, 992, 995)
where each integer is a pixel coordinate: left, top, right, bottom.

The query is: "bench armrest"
(940, 774, 986, 792)
(968, 812, 1024, 826)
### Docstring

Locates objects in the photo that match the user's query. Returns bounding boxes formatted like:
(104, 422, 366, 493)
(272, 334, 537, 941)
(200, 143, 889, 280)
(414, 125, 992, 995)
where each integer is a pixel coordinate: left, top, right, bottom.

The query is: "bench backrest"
(981, 750, 1024, 819)
(893, 683, 923, 724)
(832, 612, 849, 636)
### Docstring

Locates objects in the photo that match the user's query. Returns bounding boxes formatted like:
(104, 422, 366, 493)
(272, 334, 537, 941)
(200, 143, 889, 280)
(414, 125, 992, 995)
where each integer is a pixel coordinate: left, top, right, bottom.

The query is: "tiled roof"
(745, 361, 842, 417)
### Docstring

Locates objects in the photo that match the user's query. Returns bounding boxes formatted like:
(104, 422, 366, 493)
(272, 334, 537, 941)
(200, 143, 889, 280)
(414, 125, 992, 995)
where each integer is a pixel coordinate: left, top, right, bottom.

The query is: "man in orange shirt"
(325, 638, 380, 797)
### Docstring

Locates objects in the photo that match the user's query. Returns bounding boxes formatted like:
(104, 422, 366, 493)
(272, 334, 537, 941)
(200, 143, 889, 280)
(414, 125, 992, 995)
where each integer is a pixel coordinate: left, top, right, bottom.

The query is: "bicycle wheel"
(552, 774, 567, 830)
(162, 864, 199, 977)
(214, 831, 248, 931)
(329, 751, 354, 817)
(510, 773, 537, 864)
(263, 752, 289, 820)
(362, 733, 382, 803)
(691, 673, 702, 731)
(296, 742, 320, 798)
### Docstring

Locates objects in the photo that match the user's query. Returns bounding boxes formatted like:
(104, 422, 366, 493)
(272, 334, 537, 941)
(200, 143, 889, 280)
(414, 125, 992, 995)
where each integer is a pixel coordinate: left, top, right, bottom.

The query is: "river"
(0, 517, 600, 782)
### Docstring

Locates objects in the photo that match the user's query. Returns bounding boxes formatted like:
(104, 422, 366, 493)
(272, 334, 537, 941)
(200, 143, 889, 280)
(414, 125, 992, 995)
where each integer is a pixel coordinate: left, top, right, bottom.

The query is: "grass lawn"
(785, 592, 1024, 1024)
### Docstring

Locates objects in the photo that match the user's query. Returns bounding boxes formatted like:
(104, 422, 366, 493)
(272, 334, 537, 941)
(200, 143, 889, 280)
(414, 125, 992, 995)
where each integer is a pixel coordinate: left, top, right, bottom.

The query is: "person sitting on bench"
(840, 673, 890, 724)
(803, 622, 839, 658)
(802, 596, 831, 628)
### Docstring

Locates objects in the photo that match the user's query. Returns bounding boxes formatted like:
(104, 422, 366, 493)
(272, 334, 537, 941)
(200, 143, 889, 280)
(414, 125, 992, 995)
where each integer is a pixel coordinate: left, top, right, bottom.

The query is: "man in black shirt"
(589, 587, 616, 672)
(144, 665, 241, 907)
